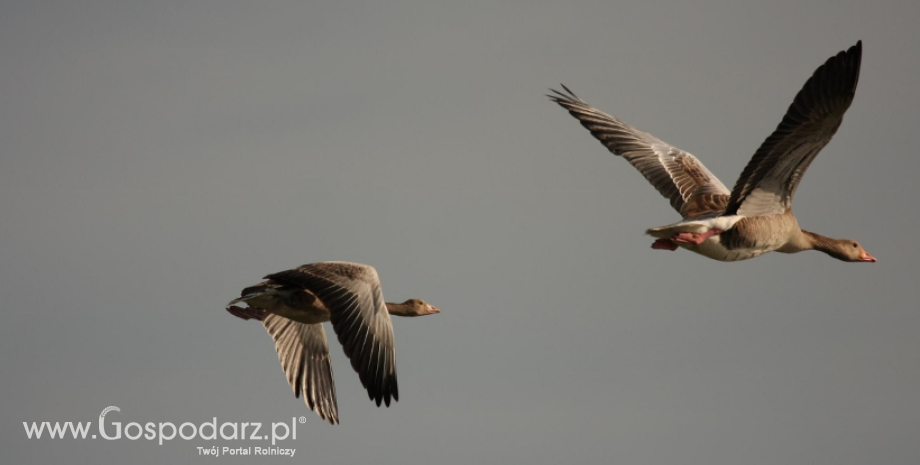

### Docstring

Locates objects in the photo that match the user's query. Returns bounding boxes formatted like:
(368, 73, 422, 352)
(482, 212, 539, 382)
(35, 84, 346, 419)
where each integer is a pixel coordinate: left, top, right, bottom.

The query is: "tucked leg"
(671, 228, 723, 246)
(651, 238, 679, 251)
(226, 305, 269, 321)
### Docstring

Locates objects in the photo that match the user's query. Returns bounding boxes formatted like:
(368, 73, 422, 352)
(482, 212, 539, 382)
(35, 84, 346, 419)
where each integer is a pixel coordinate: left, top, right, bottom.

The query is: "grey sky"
(3, 1, 919, 464)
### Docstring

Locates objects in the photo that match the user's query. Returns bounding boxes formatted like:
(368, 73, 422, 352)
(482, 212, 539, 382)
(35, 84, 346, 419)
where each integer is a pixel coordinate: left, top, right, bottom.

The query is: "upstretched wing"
(262, 314, 339, 424)
(549, 85, 730, 219)
(265, 262, 398, 407)
(723, 41, 862, 217)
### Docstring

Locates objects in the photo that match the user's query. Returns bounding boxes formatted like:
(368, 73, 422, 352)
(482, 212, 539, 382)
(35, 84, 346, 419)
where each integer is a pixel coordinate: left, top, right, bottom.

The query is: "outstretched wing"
(262, 314, 339, 424)
(265, 262, 398, 407)
(549, 85, 730, 219)
(723, 41, 862, 217)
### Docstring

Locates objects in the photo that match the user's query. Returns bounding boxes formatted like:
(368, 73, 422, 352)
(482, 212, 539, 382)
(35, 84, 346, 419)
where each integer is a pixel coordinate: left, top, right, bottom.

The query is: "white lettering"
(222, 446, 250, 456)
(254, 447, 297, 456)
(199, 417, 217, 440)
(248, 422, 263, 440)
(25, 407, 296, 446)
(220, 421, 238, 440)
(99, 421, 121, 440)
(271, 421, 290, 445)
(179, 422, 197, 440)
(98, 406, 121, 440)
(22, 422, 92, 439)
(123, 422, 143, 440)
(158, 422, 176, 445)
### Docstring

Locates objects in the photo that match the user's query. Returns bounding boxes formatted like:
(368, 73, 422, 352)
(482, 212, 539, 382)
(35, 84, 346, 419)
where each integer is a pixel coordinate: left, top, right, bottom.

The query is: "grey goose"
(226, 261, 440, 424)
(550, 41, 875, 263)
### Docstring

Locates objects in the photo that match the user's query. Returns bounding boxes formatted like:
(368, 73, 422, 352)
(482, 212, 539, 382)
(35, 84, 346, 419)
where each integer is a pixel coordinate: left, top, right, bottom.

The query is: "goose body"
(550, 41, 875, 263)
(226, 261, 440, 424)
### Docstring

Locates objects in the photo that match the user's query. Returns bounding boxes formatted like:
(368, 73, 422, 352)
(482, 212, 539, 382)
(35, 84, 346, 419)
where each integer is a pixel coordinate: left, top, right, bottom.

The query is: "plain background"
(3, 1, 919, 464)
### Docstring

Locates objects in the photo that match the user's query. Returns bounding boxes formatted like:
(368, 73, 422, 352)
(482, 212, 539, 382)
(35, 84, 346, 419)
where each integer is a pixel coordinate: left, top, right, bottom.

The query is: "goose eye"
(852, 243, 858, 248)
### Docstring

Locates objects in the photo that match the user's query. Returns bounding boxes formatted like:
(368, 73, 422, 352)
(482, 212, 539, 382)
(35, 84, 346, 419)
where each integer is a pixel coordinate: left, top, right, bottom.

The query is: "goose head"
(387, 299, 441, 316)
(826, 239, 877, 263)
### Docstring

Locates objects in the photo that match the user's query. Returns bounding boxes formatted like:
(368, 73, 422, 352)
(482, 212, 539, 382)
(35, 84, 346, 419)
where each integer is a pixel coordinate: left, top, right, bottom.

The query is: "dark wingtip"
(849, 40, 862, 90)
(718, 41, 864, 217)
(547, 83, 582, 103)
(368, 377, 398, 407)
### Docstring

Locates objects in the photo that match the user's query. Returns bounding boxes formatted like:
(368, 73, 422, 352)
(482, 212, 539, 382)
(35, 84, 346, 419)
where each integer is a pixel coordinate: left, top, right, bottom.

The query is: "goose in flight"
(226, 261, 440, 424)
(549, 41, 875, 263)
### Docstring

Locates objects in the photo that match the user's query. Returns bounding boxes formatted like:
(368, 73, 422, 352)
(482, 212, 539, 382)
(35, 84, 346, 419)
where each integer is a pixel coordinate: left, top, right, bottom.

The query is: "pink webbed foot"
(671, 228, 722, 246)
(651, 238, 679, 251)
(226, 305, 269, 321)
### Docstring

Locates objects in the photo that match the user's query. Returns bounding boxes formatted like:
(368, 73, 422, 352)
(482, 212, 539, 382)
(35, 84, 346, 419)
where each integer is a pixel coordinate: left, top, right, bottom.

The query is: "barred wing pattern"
(265, 262, 398, 407)
(549, 85, 731, 219)
(262, 314, 339, 424)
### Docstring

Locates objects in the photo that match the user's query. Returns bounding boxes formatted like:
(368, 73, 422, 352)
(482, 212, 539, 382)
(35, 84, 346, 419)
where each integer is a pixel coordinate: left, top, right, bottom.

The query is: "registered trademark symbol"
(299, 416, 306, 424)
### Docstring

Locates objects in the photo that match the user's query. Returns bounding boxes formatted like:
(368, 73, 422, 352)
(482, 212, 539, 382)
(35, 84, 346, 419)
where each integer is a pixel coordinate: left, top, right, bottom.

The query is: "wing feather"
(723, 41, 862, 216)
(549, 85, 730, 219)
(262, 314, 339, 424)
(265, 262, 398, 407)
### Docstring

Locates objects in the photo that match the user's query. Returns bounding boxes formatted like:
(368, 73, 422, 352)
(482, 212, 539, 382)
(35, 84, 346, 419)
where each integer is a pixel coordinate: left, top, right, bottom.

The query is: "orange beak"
(859, 250, 877, 262)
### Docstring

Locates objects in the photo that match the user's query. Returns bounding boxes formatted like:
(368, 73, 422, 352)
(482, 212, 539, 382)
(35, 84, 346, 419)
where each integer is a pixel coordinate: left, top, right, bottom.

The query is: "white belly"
(646, 215, 744, 238)
(647, 215, 777, 262)
(687, 235, 773, 262)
